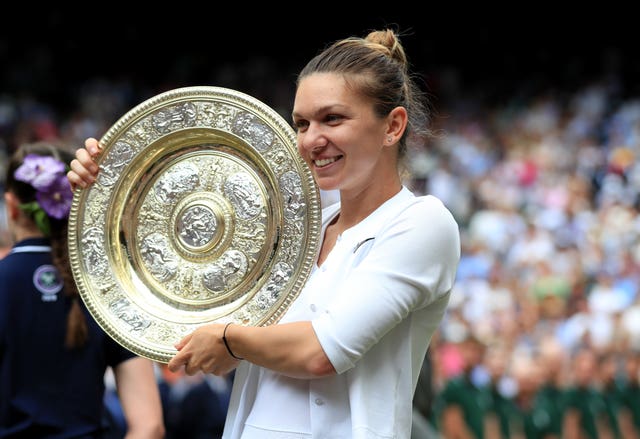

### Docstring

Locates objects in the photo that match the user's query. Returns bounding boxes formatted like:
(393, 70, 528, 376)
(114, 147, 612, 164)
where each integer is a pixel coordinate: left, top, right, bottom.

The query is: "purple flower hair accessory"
(14, 154, 66, 191)
(35, 173, 74, 219)
(14, 153, 73, 235)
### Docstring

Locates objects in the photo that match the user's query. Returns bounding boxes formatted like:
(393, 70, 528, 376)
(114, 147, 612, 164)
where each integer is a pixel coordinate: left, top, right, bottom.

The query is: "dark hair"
(297, 28, 433, 162)
(5, 141, 88, 349)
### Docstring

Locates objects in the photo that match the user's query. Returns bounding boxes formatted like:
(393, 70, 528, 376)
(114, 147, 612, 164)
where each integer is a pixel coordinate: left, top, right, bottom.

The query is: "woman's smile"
(313, 155, 342, 168)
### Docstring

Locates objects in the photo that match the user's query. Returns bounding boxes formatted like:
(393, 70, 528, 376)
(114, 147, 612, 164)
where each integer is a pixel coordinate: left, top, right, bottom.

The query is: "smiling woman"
(68, 27, 461, 438)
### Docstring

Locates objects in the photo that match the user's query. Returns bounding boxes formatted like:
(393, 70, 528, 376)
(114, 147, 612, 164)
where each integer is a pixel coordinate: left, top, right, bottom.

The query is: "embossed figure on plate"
(153, 103, 197, 134)
(140, 232, 179, 282)
(154, 162, 200, 204)
(232, 113, 275, 152)
(111, 298, 152, 332)
(100, 141, 135, 187)
(280, 171, 306, 220)
(224, 173, 263, 219)
(202, 249, 248, 293)
(81, 227, 108, 277)
(177, 205, 217, 249)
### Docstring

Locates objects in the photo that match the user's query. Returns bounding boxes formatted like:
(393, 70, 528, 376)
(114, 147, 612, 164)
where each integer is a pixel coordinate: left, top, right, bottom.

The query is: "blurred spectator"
(0, 141, 164, 438)
(508, 354, 560, 439)
(412, 348, 441, 439)
(432, 334, 490, 438)
(619, 352, 640, 438)
(156, 364, 233, 439)
(169, 372, 233, 439)
(598, 352, 625, 438)
(562, 348, 614, 439)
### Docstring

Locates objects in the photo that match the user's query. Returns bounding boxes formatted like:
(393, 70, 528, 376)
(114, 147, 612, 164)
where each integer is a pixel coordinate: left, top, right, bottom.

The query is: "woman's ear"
(4, 192, 21, 221)
(384, 106, 408, 146)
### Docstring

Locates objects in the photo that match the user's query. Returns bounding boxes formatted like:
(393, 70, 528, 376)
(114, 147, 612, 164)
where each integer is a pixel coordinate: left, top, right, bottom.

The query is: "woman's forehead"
(294, 74, 370, 114)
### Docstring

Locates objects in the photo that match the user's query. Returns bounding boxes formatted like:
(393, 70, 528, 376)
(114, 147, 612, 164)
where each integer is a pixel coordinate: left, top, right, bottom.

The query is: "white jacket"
(223, 187, 460, 438)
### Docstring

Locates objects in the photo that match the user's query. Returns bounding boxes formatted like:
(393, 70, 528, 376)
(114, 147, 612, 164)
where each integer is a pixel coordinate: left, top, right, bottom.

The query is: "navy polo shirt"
(0, 238, 136, 438)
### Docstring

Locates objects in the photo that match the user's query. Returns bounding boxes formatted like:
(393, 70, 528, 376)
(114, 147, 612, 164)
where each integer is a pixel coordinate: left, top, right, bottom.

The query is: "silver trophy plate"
(67, 86, 321, 363)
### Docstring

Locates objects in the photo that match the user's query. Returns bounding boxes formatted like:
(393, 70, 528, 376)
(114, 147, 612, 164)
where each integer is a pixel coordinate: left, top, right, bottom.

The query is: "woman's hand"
(167, 323, 240, 376)
(67, 137, 103, 190)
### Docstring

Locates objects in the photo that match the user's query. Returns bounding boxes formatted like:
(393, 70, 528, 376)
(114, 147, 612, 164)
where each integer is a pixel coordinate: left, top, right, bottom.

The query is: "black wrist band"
(222, 322, 244, 360)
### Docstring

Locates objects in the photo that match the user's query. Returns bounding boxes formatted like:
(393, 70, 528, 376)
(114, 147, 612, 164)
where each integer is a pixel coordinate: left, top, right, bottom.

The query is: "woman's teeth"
(314, 157, 337, 167)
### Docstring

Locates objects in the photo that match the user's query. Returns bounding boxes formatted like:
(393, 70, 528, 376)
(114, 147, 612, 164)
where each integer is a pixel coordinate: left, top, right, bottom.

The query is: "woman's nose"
(298, 123, 327, 152)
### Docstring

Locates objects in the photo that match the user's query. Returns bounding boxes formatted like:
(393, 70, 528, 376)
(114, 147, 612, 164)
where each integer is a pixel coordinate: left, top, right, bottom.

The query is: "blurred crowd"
(408, 71, 640, 437)
(1, 54, 639, 437)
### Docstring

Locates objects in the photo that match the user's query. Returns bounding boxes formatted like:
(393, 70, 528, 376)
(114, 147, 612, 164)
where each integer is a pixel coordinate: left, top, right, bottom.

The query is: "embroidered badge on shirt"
(33, 264, 63, 301)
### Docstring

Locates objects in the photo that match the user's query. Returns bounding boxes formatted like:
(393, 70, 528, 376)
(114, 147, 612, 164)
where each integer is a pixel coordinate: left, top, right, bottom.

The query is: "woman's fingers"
(84, 137, 103, 158)
(67, 140, 102, 190)
(167, 350, 189, 373)
(68, 158, 96, 190)
(174, 333, 193, 351)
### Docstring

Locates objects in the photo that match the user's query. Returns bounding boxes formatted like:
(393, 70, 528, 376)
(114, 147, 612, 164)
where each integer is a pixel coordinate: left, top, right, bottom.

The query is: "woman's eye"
(292, 120, 308, 131)
(326, 114, 342, 123)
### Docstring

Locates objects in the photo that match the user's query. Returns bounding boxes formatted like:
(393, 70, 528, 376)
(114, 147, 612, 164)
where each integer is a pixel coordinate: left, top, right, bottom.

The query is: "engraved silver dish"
(68, 86, 321, 363)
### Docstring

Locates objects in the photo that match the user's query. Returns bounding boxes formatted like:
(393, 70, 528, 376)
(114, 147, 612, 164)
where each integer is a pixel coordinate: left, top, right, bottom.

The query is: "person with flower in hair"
(0, 141, 165, 438)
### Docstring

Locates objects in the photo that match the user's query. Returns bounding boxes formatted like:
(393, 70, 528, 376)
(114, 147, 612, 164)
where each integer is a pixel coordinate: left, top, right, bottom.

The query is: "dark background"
(1, 6, 637, 115)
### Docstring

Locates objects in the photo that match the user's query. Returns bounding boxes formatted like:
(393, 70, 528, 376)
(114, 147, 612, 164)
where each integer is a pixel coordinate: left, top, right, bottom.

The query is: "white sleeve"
(312, 197, 460, 373)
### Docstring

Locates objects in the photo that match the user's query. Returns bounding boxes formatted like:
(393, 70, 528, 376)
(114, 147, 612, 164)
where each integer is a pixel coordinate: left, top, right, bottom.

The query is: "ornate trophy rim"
(67, 86, 321, 363)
